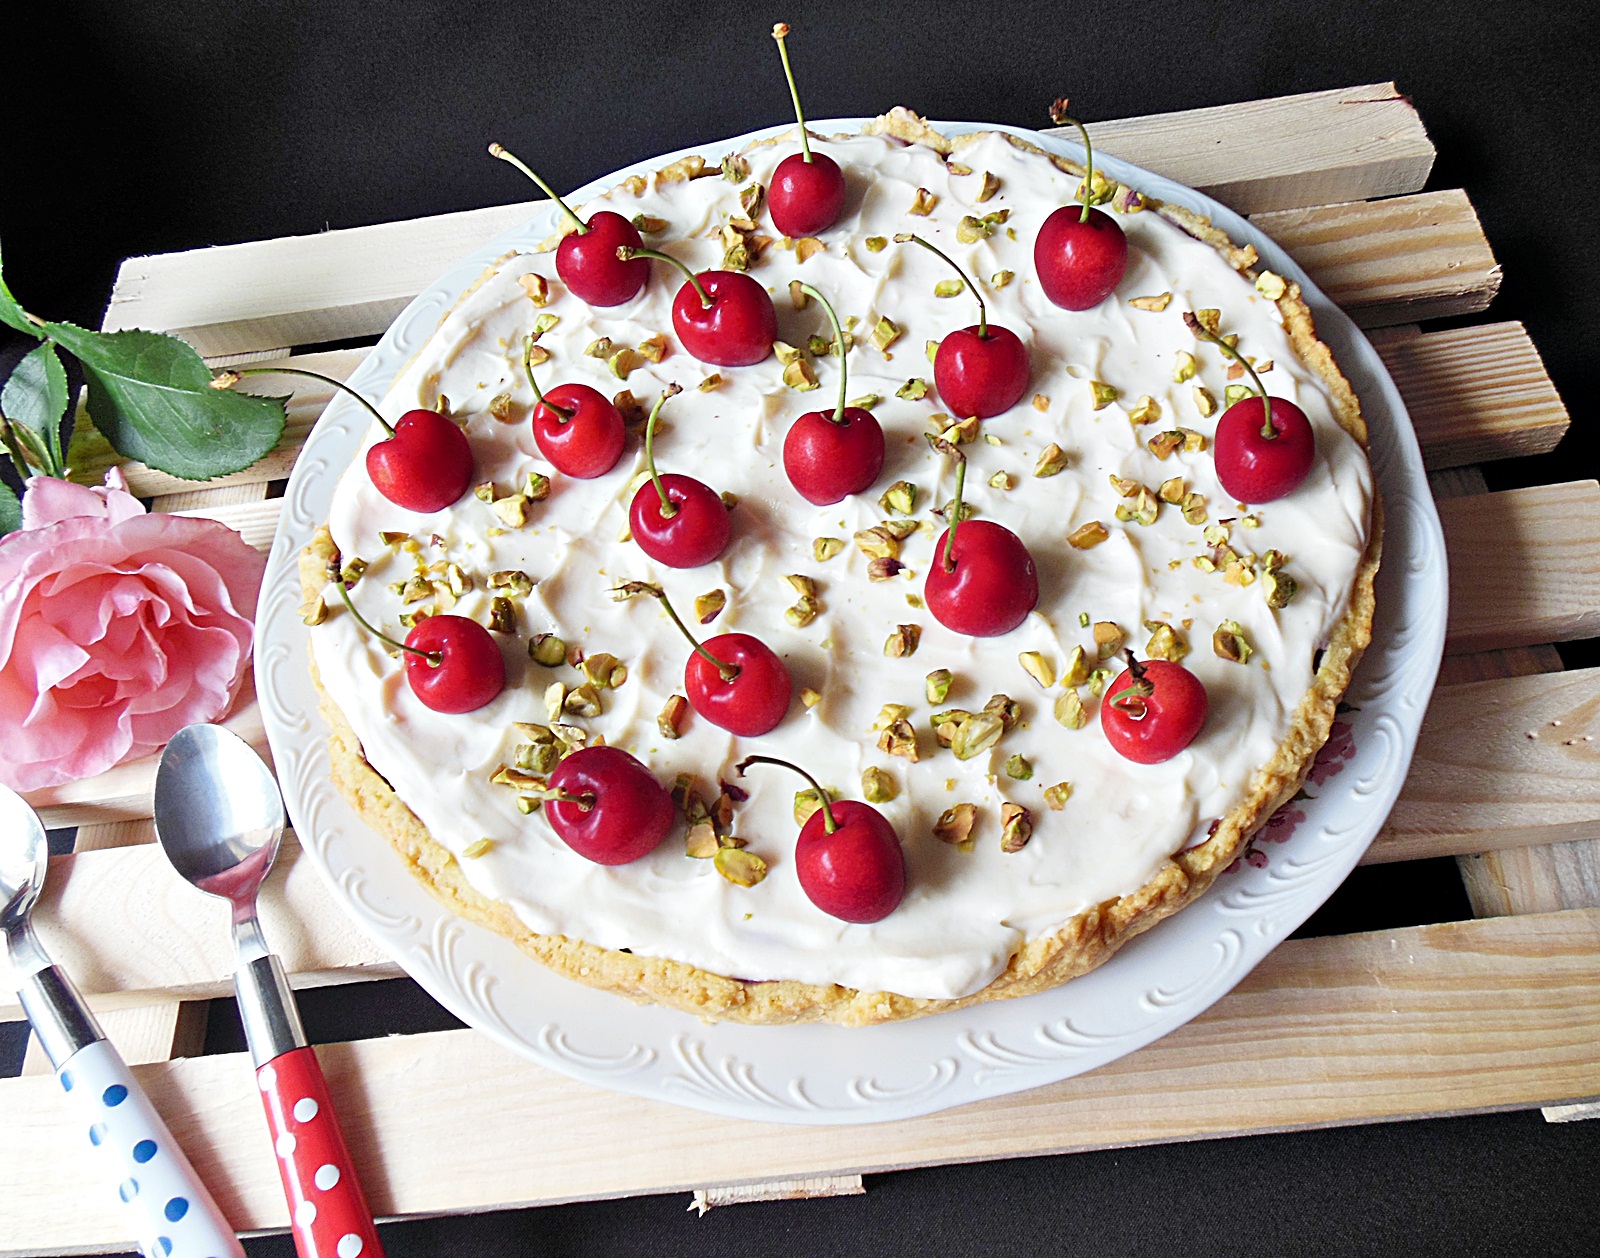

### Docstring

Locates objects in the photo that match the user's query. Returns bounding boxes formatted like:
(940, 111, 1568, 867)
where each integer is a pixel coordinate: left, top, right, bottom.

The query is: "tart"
(300, 110, 1380, 1026)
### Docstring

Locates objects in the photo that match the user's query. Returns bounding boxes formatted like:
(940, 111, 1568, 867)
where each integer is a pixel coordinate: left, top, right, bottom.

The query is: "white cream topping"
(312, 129, 1371, 1001)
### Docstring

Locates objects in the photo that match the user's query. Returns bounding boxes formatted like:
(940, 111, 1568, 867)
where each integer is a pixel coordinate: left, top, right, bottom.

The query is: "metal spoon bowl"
(0, 784, 50, 971)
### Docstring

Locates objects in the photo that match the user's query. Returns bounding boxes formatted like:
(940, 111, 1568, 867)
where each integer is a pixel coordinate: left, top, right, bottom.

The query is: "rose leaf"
(0, 479, 19, 537)
(0, 242, 42, 338)
(41, 322, 287, 480)
(1, 340, 69, 474)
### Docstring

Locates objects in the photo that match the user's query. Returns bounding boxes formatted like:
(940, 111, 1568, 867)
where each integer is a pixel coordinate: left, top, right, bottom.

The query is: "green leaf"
(0, 479, 20, 537)
(40, 322, 287, 480)
(0, 241, 42, 338)
(1, 341, 69, 475)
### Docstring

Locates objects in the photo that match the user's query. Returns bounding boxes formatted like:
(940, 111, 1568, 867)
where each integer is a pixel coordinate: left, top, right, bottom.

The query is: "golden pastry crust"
(301, 111, 1381, 1027)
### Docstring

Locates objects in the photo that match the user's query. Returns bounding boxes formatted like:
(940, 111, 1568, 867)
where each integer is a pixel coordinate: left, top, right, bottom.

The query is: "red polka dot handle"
(257, 1046, 386, 1257)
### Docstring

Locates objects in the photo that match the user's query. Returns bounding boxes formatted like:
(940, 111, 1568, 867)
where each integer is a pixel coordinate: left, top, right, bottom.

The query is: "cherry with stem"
(489, 142, 649, 307)
(780, 282, 885, 504)
(613, 580, 791, 736)
(1183, 310, 1315, 502)
(542, 745, 675, 866)
(628, 387, 732, 568)
(766, 22, 847, 238)
(219, 365, 472, 514)
(1101, 650, 1208, 764)
(922, 437, 1039, 638)
(895, 233, 1029, 420)
(616, 244, 776, 366)
(1033, 98, 1129, 311)
(522, 335, 626, 479)
(735, 754, 906, 923)
(333, 583, 504, 714)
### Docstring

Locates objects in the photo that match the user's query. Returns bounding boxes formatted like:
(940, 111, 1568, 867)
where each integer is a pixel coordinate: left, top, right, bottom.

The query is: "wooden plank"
(169, 498, 283, 552)
(1460, 845, 1600, 917)
(151, 481, 271, 513)
(72, 819, 157, 852)
(1378, 322, 1569, 469)
(1441, 481, 1600, 653)
(1368, 667, 1600, 864)
(1069, 83, 1434, 214)
(690, 1176, 866, 1214)
(19, 1001, 207, 1077)
(3, 907, 1595, 1252)
(1254, 189, 1501, 327)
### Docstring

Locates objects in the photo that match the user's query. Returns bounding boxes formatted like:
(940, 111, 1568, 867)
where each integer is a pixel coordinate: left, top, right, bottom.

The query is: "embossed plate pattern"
(256, 119, 1446, 1126)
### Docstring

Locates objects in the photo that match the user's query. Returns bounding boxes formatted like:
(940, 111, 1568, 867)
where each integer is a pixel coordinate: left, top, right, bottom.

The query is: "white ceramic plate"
(255, 118, 1446, 1126)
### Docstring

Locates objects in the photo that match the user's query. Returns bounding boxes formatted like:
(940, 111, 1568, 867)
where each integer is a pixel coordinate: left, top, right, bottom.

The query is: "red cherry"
(554, 210, 649, 307)
(669, 270, 777, 367)
(366, 408, 474, 514)
(925, 520, 1039, 637)
(532, 383, 626, 479)
(1034, 205, 1128, 310)
(1213, 396, 1316, 503)
(783, 406, 884, 504)
(770, 152, 846, 237)
(401, 615, 506, 714)
(796, 799, 906, 923)
(1101, 658, 1208, 764)
(490, 144, 647, 306)
(545, 746, 674, 865)
(685, 633, 792, 736)
(629, 474, 731, 568)
(933, 325, 1030, 420)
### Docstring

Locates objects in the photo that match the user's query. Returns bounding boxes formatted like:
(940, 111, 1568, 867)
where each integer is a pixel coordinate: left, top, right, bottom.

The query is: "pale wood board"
(19, 1001, 206, 1076)
(3, 907, 1597, 1253)
(690, 1176, 866, 1215)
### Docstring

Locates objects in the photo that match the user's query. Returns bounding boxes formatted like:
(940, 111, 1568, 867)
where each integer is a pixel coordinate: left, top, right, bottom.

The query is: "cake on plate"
(298, 109, 1380, 1026)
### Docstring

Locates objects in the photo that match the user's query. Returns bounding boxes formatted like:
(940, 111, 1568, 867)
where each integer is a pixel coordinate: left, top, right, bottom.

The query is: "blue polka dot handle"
(58, 1038, 246, 1258)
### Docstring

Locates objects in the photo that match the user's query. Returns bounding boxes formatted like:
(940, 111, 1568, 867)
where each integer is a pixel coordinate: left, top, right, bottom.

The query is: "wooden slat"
(1070, 83, 1435, 214)
(72, 819, 157, 852)
(1441, 481, 1600, 654)
(4, 907, 1595, 1253)
(151, 481, 271, 513)
(691, 1176, 865, 1214)
(1462, 845, 1600, 917)
(1378, 322, 1569, 469)
(19, 1001, 207, 1076)
(1254, 189, 1501, 327)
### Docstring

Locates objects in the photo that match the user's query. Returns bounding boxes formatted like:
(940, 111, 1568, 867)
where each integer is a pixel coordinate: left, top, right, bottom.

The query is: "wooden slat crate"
(4, 84, 1596, 1256)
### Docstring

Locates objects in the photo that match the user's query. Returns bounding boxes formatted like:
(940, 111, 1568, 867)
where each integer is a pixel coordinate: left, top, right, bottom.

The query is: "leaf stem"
(736, 754, 838, 833)
(770, 23, 814, 163)
(0, 412, 40, 483)
(522, 336, 574, 420)
(335, 582, 440, 665)
(229, 366, 395, 436)
(797, 283, 849, 422)
(896, 233, 987, 338)
(1182, 312, 1275, 438)
(618, 246, 713, 308)
(487, 143, 589, 236)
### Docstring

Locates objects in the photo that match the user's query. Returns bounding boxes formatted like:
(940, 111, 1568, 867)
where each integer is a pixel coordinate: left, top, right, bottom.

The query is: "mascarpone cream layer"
(312, 129, 1371, 1000)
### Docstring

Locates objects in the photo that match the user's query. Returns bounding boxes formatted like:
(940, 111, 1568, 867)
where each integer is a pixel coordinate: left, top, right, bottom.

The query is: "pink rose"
(0, 469, 264, 791)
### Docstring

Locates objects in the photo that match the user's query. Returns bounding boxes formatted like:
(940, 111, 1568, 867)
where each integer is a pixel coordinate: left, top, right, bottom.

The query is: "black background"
(3, 1, 1599, 1254)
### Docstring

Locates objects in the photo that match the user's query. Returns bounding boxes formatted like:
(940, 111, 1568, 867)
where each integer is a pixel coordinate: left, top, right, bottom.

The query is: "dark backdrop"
(3, 2, 1598, 1254)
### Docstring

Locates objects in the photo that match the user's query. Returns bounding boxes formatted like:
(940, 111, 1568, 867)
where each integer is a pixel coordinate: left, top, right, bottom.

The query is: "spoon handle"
(257, 1045, 386, 1257)
(57, 1037, 246, 1258)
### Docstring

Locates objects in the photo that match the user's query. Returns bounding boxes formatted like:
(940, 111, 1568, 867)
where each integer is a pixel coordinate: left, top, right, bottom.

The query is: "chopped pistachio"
(783, 358, 820, 392)
(1130, 292, 1173, 312)
(1112, 183, 1146, 213)
(720, 153, 750, 182)
(518, 273, 551, 306)
(1115, 487, 1161, 527)
(487, 391, 515, 423)
(491, 493, 529, 528)
(785, 596, 821, 628)
(338, 557, 368, 589)
(458, 836, 496, 862)
(487, 596, 517, 634)
(735, 178, 765, 216)
(999, 802, 1033, 853)
(955, 216, 991, 245)
(881, 519, 919, 540)
(800, 686, 822, 708)
(474, 481, 497, 504)
(1224, 558, 1257, 587)
(1182, 492, 1208, 525)
(720, 490, 739, 511)
(854, 525, 902, 560)
(1148, 430, 1186, 460)
(872, 703, 913, 732)
(1032, 442, 1069, 478)
(1091, 380, 1120, 410)
(684, 821, 719, 858)
(1188, 387, 1217, 420)
(1076, 169, 1115, 205)
(795, 236, 825, 263)
(1263, 568, 1299, 609)
(1241, 513, 1262, 529)
(864, 235, 888, 252)
(877, 480, 918, 516)
(772, 340, 806, 367)
(871, 316, 903, 354)
(489, 569, 535, 597)
(578, 653, 622, 689)
(930, 709, 970, 748)
(714, 847, 767, 887)
(908, 187, 937, 215)
(1094, 621, 1125, 660)
(399, 574, 433, 605)
(1255, 270, 1288, 301)
(1255, 360, 1274, 374)
(1004, 754, 1034, 782)
(564, 681, 603, 718)
(1204, 521, 1233, 547)
(1057, 645, 1088, 688)
(673, 774, 709, 822)
(861, 766, 897, 804)
(1127, 394, 1162, 426)
(878, 717, 920, 761)
(939, 415, 981, 445)
(1109, 474, 1140, 498)
(808, 536, 845, 564)
(1225, 383, 1254, 408)
(868, 556, 907, 581)
(1017, 651, 1055, 688)
(947, 161, 973, 176)
(925, 668, 954, 704)
(966, 169, 999, 201)
(300, 595, 328, 626)
(631, 333, 668, 364)
(934, 802, 978, 850)
(1032, 394, 1051, 413)
(926, 339, 941, 364)
(1194, 308, 1222, 336)
(985, 693, 1022, 730)
(523, 471, 551, 502)
(936, 497, 977, 523)
(1144, 620, 1189, 662)
(991, 269, 1015, 288)
(794, 787, 832, 826)
(1213, 620, 1254, 664)
(951, 711, 1004, 761)
(1158, 476, 1186, 505)
(1067, 520, 1110, 550)
(1053, 688, 1089, 730)
(1087, 666, 1114, 696)
(583, 336, 614, 359)
(885, 624, 922, 658)
(987, 470, 1015, 491)
(543, 681, 567, 722)
(644, 693, 686, 740)
(891, 378, 930, 404)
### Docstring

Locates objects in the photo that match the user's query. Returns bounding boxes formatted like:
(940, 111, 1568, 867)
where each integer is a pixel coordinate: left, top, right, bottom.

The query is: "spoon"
(0, 783, 244, 1258)
(154, 725, 385, 1258)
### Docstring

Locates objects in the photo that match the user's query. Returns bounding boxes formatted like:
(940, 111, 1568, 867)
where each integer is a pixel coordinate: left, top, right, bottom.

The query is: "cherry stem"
(642, 388, 681, 517)
(798, 282, 849, 422)
(617, 246, 712, 308)
(770, 23, 814, 164)
(487, 143, 588, 236)
(1182, 311, 1275, 438)
(736, 754, 838, 834)
(522, 336, 574, 421)
(1107, 649, 1155, 715)
(229, 366, 393, 436)
(1052, 107, 1097, 226)
(941, 453, 967, 574)
(334, 583, 440, 666)
(526, 785, 597, 812)
(617, 582, 740, 682)
(896, 233, 987, 339)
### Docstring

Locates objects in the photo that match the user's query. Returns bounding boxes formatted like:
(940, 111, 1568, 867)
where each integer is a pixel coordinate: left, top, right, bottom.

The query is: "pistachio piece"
(1158, 476, 1186, 505)
(872, 703, 913, 732)
(1130, 292, 1173, 312)
(1182, 492, 1208, 525)
(489, 569, 535, 597)
(783, 594, 820, 628)
(578, 652, 620, 689)
(517, 272, 551, 306)
(459, 837, 497, 862)
(795, 236, 825, 263)
(714, 847, 767, 887)
(524, 471, 551, 503)
(1144, 620, 1189, 662)
(581, 336, 613, 360)
(1090, 380, 1120, 410)
(955, 216, 990, 245)
(864, 235, 888, 252)
(1044, 781, 1074, 811)
(399, 574, 433, 605)
(797, 686, 821, 709)
(1018, 445, 1064, 482)
(487, 596, 517, 635)
(1066, 520, 1110, 550)
(338, 557, 368, 588)
(908, 187, 937, 215)
(645, 693, 686, 740)
(1255, 360, 1274, 374)
(1111, 183, 1146, 213)
(881, 519, 918, 540)
(861, 766, 898, 804)
(1194, 308, 1222, 336)
(999, 802, 1033, 853)
(990, 270, 1015, 288)
(1077, 169, 1115, 205)
(854, 526, 901, 560)
(543, 681, 567, 723)
(947, 160, 973, 176)
(1114, 487, 1161, 527)
(1126, 395, 1162, 426)
(982, 470, 1013, 492)
(486, 391, 515, 424)
(528, 634, 566, 668)
(985, 693, 1021, 730)
(1213, 620, 1254, 664)
(300, 594, 328, 626)
(492, 493, 530, 528)
(1263, 568, 1299, 609)
(794, 787, 832, 826)
(930, 708, 970, 748)
(875, 480, 917, 516)
(934, 802, 978, 850)
(1147, 430, 1186, 460)
(925, 338, 940, 364)
(877, 717, 920, 761)
(1093, 621, 1125, 660)
(683, 821, 718, 859)
(1053, 688, 1088, 730)
(563, 681, 603, 718)
(1225, 383, 1254, 408)
(1255, 270, 1288, 301)
(884, 624, 922, 658)
(870, 316, 903, 355)
(1004, 754, 1034, 781)
(925, 668, 953, 704)
(895, 377, 931, 402)
(1014, 651, 1054, 689)
(1047, 647, 1082, 691)
(782, 358, 820, 392)
(720, 153, 749, 182)
(951, 711, 1004, 761)
(796, 537, 840, 567)
(868, 556, 907, 582)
